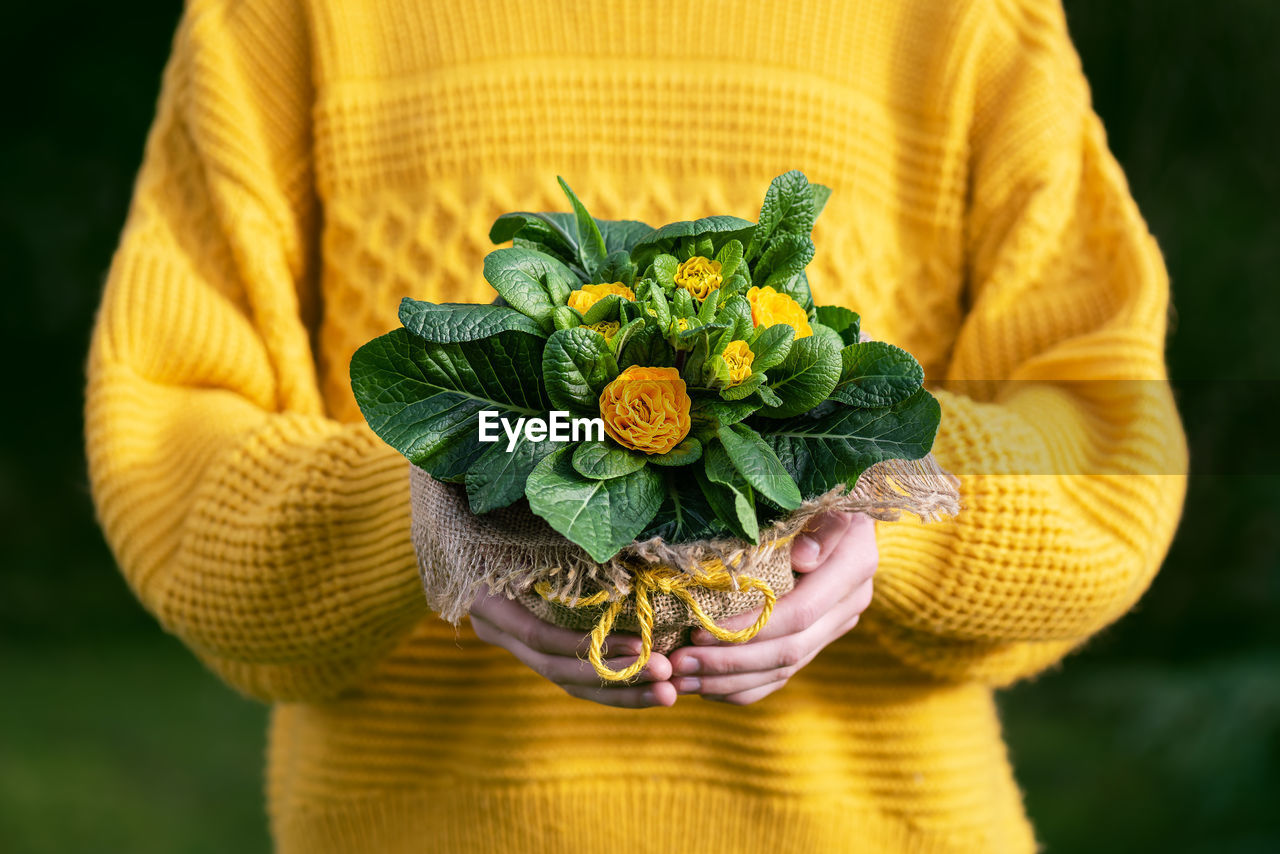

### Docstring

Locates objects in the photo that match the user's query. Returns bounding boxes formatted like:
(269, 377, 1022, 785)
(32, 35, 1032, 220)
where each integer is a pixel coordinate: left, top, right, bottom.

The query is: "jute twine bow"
(534, 540, 794, 682)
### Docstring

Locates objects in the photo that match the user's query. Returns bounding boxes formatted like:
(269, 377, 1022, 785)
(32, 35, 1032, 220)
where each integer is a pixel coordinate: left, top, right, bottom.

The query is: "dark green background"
(2, 2, 1276, 851)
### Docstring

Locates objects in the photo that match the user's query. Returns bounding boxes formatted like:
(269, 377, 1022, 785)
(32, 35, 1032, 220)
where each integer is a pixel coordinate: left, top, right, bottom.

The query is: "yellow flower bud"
(673, 256, 723, 300)
(585, 320, 621, 342)
(722, 340, 755, 385)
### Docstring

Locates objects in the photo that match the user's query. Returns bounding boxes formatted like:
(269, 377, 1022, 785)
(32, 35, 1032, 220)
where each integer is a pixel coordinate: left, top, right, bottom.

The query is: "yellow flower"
(673, 317, 691, 333)
(722, 340, 755, 385)
(673, 256, 722, 300)
(746, 285, 812, 338)
(568, 282, 635, 315)
(585, 320, 621, 342)
(599, 366, 692, 455)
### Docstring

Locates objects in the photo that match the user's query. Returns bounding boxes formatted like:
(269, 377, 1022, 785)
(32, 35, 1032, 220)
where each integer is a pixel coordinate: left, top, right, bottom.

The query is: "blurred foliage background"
(1, 1, 1276, 851)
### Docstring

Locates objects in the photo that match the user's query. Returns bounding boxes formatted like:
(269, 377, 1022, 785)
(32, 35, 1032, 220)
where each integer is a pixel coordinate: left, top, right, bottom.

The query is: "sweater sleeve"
(861, 0, 1188, 687)
(85, 0, 426, 702)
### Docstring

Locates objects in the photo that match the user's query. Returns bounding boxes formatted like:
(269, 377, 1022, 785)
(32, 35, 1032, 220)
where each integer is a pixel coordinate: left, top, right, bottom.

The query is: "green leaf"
(616, 323, 674, 369)
(700, 443, 759, 543)
(758, 336, 841, 418)
(691, 397, 757, 432)
(810, 183, 832, 222)
(715, 294, 753, 343)
(755, 384, 783, 408)
(572, 440, 648, 480)
(715, 239, 744, 280)
(652, 254, 679, 288)
(672, 287, 695, 318)
(830, 341, 925, 408)
(597, 220, 655, 253)
(483, 248, 579, 327)
(647, 436, 703, 467)
(717, 423, 802, 510)
(465, 435, 558, 514)
(558, 177, 608, 279)
(642, 473, 726, 542)
(809, 321, 845, 354)
(580, 293, 627, 325)
(775, 268, 814, 312)
(764, 388, 942, 496)
(526, 449, 664, 562)
(720, 372, 766, 400)
(748, 170, 816, 259)
(756, 233, 815, 290)
(598, 250, 637, 286)
(543, 328, 619, 413)
(552, 305, 581, 331)
(398, 298, 547, 343)
(815, 305, 861, 346)
(747, 324, 794, 371)
(350, 328, 547, 474)
(632, 215, 757, 270)
(644, 279, 672, 329)
(696, 288, 721, 323)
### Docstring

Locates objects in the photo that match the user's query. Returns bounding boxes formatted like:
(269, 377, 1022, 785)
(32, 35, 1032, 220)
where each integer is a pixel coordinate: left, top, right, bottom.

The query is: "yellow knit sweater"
(86, 1, 1187, 851)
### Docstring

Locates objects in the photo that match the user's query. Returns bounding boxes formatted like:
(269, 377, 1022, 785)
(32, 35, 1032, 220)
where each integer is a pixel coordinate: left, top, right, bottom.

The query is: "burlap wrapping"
(409, 455, 960, 656)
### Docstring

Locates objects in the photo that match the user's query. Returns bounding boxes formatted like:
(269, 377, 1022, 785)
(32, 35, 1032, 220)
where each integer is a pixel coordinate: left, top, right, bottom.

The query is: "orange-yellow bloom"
(746, 285, 812, 338)
(568, 282, 635, 315)
(673, 256, 722, 299)
(598, 366, 692, 455)
(722, 340, 755, 385)
(585, 320, 621, 342)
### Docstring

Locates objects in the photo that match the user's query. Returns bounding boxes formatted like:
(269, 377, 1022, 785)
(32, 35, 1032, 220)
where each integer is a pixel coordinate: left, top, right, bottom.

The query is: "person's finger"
(790, 511, 853, 571)
(690, 514, 877, 646)
(703, 679, 790, 706)
(472, 613, 674, 686)
(470, 593, 643, 657)
(562, 680, 678, 709)
(669, 580, 870, 681)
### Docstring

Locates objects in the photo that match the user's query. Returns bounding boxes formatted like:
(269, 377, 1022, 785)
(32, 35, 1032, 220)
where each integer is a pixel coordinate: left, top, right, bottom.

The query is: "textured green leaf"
(775, 268, 815, 312)
(543, 328, 619, 413)
(809, 321, 845, 354)
(580, 293, 627, 325)
(764, 388, 942, 496)
(758, 336, 841, 418)
(830, 341, 925, 409)
(815, 305, 861, 345)
(572, 440, 648, 480)
(715, 239, 744, 280)
(632, 215, 757, 269)
(747, 323, 794, 370)
(465, 435, 557, 514)
(700, 444, 759, 543)
(483, 248, 579, 326)
(552, 305, 581, 330)
(757, 233, 815, 289)
(647, 436, 703, 467)
(691, 397, 757, 431)
(717, 423, 802, 510)
(641, 473, 726, 542)
(598, 219, 655, 253)
(398, 299, 547, 343)
(526, 449, 664, 562)
(652, 254, 679, 287)
(720, 371, 766, 400)
(696, 288, 721, 323)
(598, 250, 637, 286)
(558, 177, 608, 279)
(748, 170, 815, 259)
(616, 323, 674, 369)
(350, 328, 547, 475)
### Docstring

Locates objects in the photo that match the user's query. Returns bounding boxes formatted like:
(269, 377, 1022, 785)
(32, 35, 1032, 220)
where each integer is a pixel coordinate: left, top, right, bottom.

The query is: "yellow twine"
(534, 557, 782, 683)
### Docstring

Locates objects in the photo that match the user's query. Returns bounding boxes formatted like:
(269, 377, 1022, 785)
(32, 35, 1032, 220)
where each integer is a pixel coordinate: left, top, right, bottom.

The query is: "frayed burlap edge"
(410, 455, 960, 624)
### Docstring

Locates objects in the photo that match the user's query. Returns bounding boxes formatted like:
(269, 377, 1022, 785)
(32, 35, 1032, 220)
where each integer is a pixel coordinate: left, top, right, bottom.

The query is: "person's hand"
(469, 589, 678, 708)
(666, 511, 877, 705)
